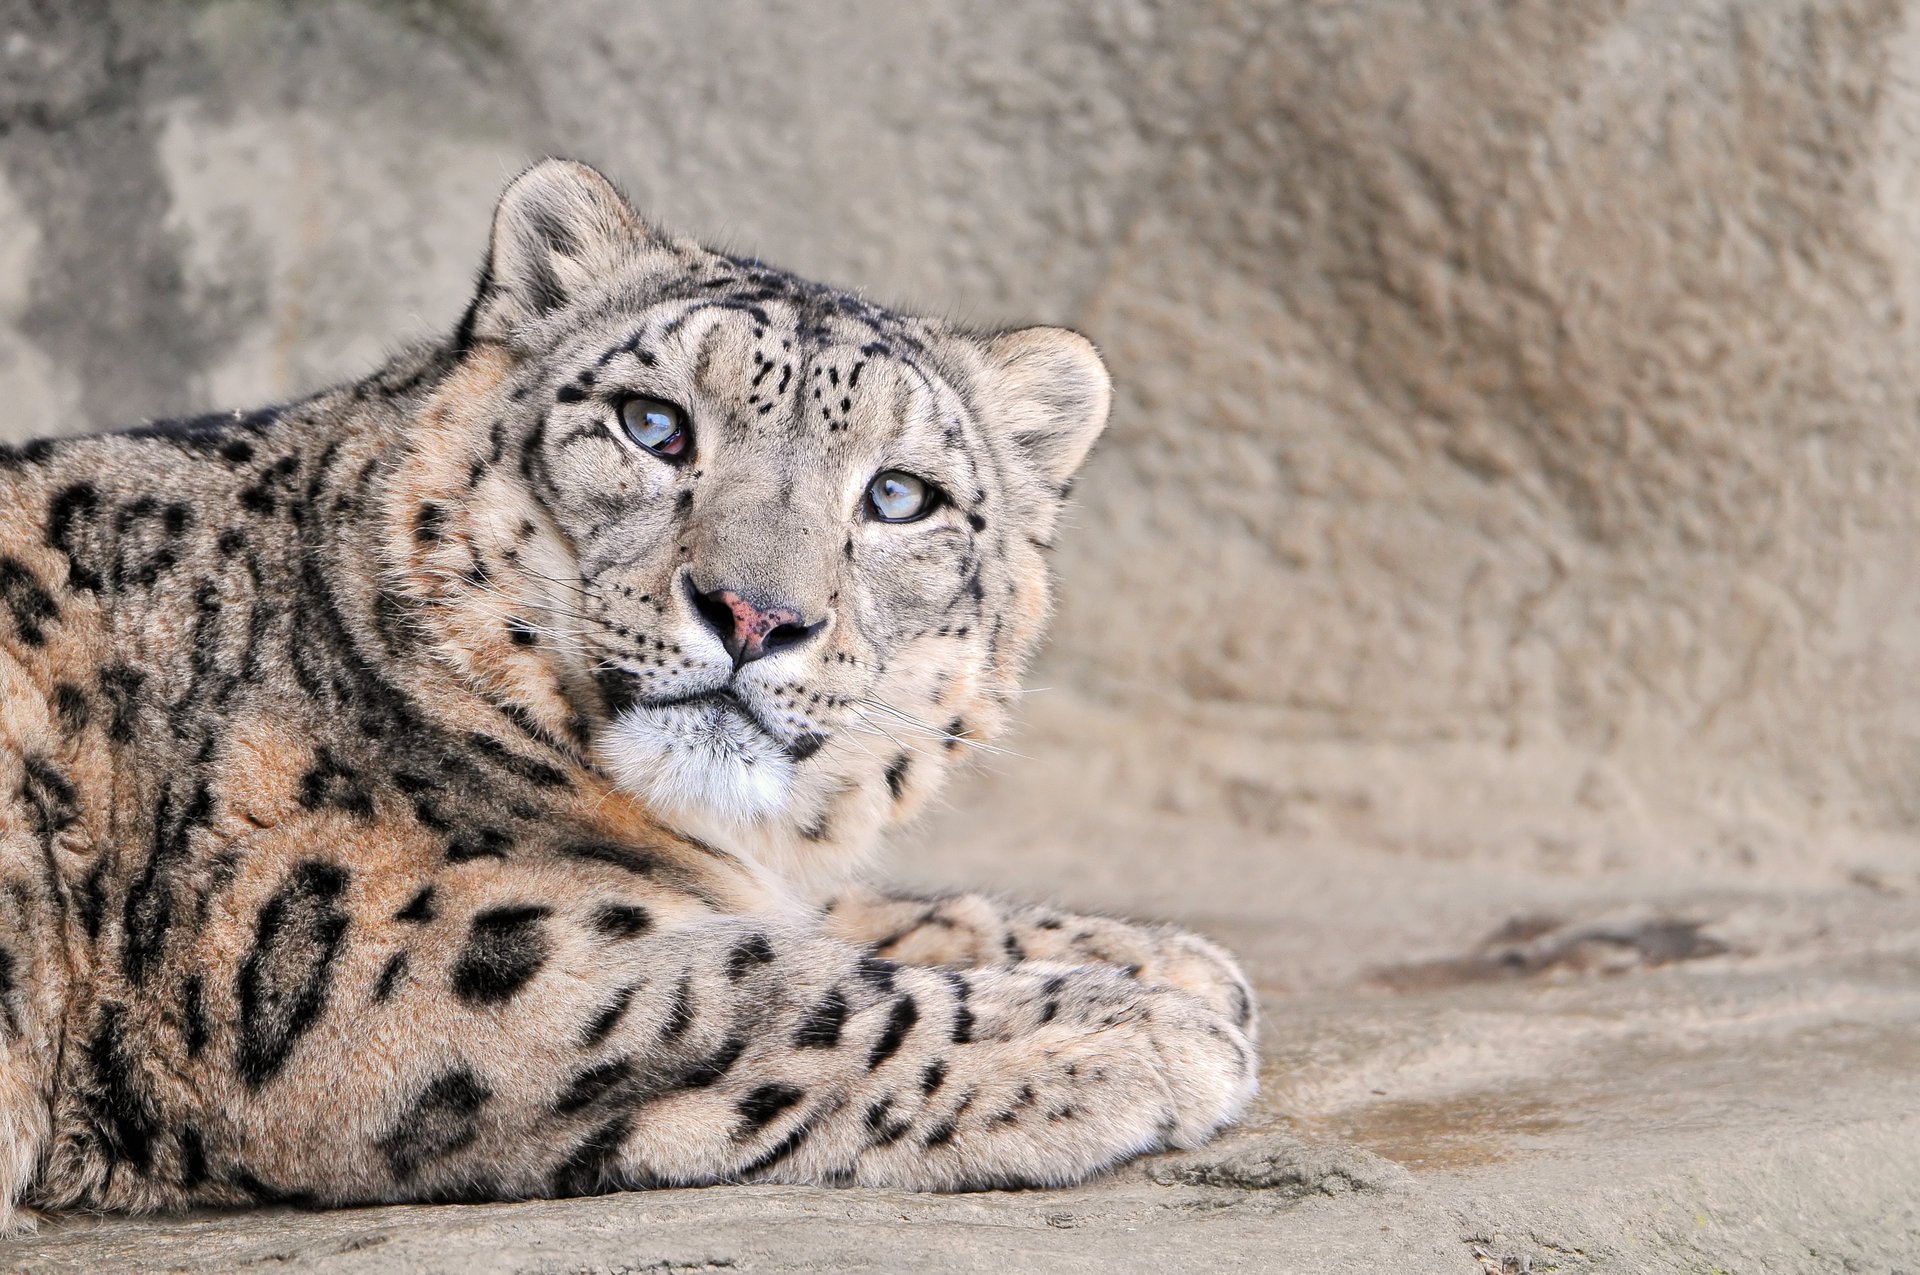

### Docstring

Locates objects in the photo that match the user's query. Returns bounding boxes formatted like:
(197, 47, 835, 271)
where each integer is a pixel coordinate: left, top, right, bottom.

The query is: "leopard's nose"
(687, 578, 825, 668)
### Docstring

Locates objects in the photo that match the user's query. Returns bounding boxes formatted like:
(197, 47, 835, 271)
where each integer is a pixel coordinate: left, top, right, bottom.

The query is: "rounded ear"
(456, 159, 647, 351)
(975, 327, 1113, 489)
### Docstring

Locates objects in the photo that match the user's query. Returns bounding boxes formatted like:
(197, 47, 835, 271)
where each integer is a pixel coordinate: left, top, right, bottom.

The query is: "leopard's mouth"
(592, 681, 808, 823)
(644, 687, 822, 761)
(593, 667, 824, 764)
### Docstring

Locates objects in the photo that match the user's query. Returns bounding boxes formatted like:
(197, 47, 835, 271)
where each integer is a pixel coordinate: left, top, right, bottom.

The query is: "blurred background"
(2, 0, 1917, 975)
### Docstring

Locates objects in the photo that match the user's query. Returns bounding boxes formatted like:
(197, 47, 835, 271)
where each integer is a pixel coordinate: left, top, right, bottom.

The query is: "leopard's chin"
(596, 697, 796, 825)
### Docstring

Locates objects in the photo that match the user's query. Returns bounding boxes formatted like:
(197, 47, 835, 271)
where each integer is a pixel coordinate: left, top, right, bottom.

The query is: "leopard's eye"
(618, 396, 691, 461)
(866, 470, 939, 522)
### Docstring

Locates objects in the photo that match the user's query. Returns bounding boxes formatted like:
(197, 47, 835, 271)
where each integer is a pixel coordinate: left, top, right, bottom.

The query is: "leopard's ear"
(974, 327, 1113, 489)
(457, 160, 647, 351)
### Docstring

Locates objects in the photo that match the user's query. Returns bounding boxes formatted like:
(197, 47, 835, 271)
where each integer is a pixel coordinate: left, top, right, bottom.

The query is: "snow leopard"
(0, 159, 1256, 1224)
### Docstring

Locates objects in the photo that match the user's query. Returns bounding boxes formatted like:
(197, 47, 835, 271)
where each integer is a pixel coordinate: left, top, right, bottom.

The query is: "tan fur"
(0, 161, 1253, 1225)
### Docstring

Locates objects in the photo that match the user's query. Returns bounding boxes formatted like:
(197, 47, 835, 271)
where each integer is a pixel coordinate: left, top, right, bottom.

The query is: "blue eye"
(619, 396, 691, 461)
(866, 470, 938, 522)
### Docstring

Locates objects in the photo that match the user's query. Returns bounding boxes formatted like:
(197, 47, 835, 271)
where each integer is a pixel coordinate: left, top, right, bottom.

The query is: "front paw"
(1144, 928, 1258, 1039)
(1048, 916, 1258, 1038)
(1137, 981, 1261, 1149)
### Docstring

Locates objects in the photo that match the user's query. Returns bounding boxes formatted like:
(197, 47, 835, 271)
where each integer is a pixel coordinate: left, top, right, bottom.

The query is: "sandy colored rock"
(0, 0, 1916, 1270)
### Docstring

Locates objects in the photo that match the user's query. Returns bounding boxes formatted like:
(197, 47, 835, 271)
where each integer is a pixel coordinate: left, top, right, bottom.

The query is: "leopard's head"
(397, 161, 1107, 883)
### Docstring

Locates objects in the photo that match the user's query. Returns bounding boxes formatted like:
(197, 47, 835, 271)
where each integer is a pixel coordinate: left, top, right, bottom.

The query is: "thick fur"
(0, 161, 1255, 1224)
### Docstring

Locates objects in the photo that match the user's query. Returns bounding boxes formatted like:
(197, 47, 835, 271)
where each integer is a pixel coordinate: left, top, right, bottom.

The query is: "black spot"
(452, 905, 551, 1005)
(413, 502, 445, 544)
(736, 1083, 804, 1136)
(410, 797, 453, 833)
(395, 887, 437, 924)
(554, 384, 588, 404)
(578, 985, 636, 1048)
(1002, 933, 1027, 962)
(865, 1097, 914, 1147)
(378, 1068, 492, 1181)
(0, 556, 59, 645)
(238, 454, 299, 516)
(738, 1116, 817, 1179)
(21, 755, 78, 854)
(181, 974, 208, 1058)
(506, 616, 538, 647)
(99, 664, 145, 742)
(884, 755, 910, 800)
(856, 955, 899, 993)
(177, 1125, 210, 1190)
(922, 1118, 958, 1148)
(1037, 974, 1064, 1024)
(590, 903, 651, 939)
(52, 683, 90, 734)
(373, 952, 409, 1003)
(866, 996, 919, 1071)
(793, 988, 848, 1049)
(46, 481, 103, 592)
(788, 732, 826, 762)
(465, 732, 569, 788)
(726, 933, 775, 979)
(229, 1165, 318, 1208)
(236, 861, 351, 1088)
(123, 779, 215, 988)
(593, 667, 643, 716)
(661, 972, 695, 1040)
(88, 1002, 160, 1172)
(297, 748, 375, 820)
(560, 840, 665, 877)
(445, 828, 512, 864)
(548, 1115, 633, 1198)
(554, 1057, 634, 1115)
(220, 438, 255, 465)
(678, 1035, 749, 1089)
(967, 512, 987, 531)
(943, 719, 967, 751)
(921, 1060, 948, 1095)
(949, 979, 975, 1045)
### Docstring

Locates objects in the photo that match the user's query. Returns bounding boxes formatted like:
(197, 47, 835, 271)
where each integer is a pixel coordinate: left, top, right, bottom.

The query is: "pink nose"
(690, 583, 822, 667)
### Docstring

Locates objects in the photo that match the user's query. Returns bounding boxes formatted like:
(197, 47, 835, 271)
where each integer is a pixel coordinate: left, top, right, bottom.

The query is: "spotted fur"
(0, 161, 1255, 1226)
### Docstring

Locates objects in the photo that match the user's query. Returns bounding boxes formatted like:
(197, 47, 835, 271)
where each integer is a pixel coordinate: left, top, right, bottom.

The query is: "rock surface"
(1, 1, 1917, 1270)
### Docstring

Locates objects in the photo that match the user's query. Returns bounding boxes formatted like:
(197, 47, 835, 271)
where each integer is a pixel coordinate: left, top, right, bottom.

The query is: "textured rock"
(2, 0, 1918, 1270)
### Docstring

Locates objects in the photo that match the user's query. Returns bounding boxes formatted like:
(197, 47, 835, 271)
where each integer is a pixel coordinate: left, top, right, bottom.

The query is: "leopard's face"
(429, 163, 1108, 874)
